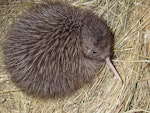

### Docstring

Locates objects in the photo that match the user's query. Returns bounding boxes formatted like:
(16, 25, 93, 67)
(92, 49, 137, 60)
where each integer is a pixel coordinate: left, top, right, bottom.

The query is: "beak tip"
(105, 56, 123, 84)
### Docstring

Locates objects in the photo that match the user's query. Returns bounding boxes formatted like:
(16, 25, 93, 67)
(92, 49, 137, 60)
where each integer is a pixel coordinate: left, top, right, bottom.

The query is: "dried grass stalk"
(0, 0, 150, 113)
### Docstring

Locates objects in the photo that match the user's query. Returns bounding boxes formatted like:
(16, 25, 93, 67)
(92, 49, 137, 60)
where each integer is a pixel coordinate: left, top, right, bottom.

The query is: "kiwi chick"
(3, 2, 121, 98)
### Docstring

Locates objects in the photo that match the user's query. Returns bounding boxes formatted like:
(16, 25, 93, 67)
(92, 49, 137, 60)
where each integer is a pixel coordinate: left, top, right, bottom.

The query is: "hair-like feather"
(3, 2, 113, 98)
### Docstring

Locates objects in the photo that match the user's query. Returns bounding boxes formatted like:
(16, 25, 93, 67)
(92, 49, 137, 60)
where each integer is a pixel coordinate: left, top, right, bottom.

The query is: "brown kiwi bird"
(3, 2, 122, 98)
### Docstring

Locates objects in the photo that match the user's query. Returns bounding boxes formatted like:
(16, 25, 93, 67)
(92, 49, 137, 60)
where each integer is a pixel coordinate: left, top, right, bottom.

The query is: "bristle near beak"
(106, 57, 123, 83)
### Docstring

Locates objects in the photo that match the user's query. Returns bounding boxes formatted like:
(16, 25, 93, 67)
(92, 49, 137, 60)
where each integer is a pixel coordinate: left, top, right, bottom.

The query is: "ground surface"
(0, 0, 150, 113)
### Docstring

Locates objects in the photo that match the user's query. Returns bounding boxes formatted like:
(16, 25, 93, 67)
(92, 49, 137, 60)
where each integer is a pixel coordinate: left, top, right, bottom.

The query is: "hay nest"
(0, 0, 150, 113)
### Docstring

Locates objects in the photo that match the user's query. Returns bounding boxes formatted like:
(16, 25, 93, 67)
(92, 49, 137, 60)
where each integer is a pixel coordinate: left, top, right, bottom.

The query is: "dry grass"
(0, 0, 150, 113)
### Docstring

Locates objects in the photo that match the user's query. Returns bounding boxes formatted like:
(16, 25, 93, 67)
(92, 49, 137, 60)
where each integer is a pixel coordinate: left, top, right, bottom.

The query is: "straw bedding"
(0, 0, 150, 113)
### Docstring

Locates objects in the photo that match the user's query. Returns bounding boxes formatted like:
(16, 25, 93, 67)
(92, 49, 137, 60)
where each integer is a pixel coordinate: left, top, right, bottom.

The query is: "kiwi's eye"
(92, 50, 99, 57)
(92, 51, 97, 54)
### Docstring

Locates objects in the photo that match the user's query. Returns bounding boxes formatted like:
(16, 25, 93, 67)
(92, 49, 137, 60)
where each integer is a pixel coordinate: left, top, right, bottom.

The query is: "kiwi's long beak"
(106, 56, 123, 83)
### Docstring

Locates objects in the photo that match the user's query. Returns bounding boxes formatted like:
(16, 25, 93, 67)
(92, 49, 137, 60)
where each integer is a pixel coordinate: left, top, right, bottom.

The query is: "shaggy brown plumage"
(3, 2, 114, 98)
